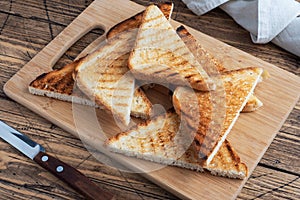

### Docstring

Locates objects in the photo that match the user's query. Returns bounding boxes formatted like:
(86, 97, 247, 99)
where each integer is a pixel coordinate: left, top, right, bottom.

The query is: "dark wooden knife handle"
(33, 151, 113, 200)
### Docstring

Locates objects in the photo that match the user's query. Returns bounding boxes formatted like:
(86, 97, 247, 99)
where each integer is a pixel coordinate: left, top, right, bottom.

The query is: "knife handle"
(33, 151, 114, 200)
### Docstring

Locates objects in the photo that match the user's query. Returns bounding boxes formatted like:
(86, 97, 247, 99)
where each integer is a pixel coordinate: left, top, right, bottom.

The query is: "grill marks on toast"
(128, 5, 215, 91)
(208, 140, 248, 178)
(106, 3, 173, 40)
(173, 67, 263, 165)
(74, 38, 137, 126)
(176, 25, 227, 74)
(106, 111, 248, 178)
(176, 25, 263, 113)
(107, 112, 182, 161)
(106, 112, 190, 165)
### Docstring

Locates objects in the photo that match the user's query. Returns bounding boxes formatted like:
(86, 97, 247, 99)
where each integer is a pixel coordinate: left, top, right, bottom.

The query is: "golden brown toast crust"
(29, 60, 80, 95)
(106, 3, 173, 40)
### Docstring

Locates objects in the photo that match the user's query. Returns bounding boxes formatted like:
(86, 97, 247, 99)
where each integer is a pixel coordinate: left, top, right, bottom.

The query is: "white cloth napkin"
(182, 0, 300, 57)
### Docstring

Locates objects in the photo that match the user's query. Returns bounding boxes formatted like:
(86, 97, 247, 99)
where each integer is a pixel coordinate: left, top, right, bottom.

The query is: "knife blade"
(0, 120, 113, 200)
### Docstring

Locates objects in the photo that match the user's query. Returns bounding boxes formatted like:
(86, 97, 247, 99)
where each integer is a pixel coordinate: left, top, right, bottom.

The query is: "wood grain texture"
(1, 0, 299, 199)
(33, 151, 114, 200)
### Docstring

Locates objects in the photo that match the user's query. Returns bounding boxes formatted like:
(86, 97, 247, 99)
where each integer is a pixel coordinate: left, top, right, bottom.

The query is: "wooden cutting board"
(4, 0, 300, 199)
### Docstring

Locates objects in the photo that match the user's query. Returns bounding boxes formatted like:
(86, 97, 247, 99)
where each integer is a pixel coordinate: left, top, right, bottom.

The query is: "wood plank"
(0, 143, 177, 200)
(1, 0, 299, 199)
(238, 165, 300, 200)
(252, 100, 300, 175)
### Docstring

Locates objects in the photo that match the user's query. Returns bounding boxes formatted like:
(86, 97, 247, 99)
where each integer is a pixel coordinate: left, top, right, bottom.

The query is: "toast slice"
(128, 5, 215, 91)
(29, 60, 98, 107)
(106, 111, 248, 179)
(176, 25, 226, 74)
(176, 25, 263, 113)
(29, 54, 152, 120)
(73, 33, 141, 126)
(173, 67, 263, 166)
(206, 139, 248, 179)
(106, 3, 173, 40)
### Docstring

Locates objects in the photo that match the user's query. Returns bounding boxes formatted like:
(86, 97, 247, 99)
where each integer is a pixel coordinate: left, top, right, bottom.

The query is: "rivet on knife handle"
(33, 151, 114, 200)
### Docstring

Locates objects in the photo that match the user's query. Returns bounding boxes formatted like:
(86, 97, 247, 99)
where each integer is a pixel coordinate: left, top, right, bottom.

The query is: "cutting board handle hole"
(52, 27, 105, 70)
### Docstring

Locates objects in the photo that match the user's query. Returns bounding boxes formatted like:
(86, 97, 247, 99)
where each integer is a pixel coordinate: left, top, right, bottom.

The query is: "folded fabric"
(182, 0, 300, 57)
(181, 0, 228, 15)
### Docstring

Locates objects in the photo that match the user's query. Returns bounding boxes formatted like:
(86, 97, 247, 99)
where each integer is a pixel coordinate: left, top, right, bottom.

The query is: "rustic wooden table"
(0, 0, 299, 199)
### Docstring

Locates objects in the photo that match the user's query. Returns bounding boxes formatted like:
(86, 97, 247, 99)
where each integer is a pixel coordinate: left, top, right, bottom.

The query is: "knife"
(0, 120, 114, 200)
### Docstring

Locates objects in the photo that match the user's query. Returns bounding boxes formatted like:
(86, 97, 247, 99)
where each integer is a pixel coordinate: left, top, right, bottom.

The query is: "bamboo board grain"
(3, 0, 300, 199)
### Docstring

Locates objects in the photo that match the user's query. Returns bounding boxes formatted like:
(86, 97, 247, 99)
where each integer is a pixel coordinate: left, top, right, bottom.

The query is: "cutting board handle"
(45, 21, 102, 68)
(33, 2, 107, 71)
(76, 35, 107, 60)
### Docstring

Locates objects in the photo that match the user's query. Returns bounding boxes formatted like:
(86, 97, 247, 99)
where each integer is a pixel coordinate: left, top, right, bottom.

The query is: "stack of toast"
(29, 3, 267, 179)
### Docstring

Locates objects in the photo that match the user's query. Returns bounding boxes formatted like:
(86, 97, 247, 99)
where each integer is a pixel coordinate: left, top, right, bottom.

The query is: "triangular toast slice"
(173, 67, 263, 166)
(176, 25, 264, 113)
(29, 59, 152, 119)
(128, 5, 215, 91)
(106, 111, 248, 179)
(29, 60, 97, 107)
(206, 139, 248, 179)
